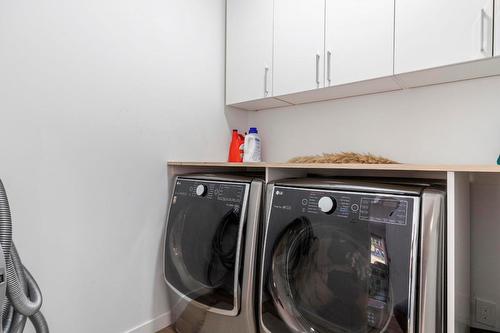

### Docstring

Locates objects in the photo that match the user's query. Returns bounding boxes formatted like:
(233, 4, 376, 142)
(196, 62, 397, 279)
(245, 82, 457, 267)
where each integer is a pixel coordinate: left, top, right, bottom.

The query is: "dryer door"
(164, 178, 249, 316)
(260, 186, 419, 333)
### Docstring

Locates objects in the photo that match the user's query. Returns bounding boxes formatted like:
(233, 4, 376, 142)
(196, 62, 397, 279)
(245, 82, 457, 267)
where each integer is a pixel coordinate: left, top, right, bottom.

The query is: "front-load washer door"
(164, 178, 250, 316)
(260, 185, 420, 333)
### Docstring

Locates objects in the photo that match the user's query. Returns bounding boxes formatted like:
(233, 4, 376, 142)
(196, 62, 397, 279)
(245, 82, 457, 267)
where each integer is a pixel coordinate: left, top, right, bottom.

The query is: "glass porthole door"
(164, 178, 249, 315)
(261, 185, 418, 333)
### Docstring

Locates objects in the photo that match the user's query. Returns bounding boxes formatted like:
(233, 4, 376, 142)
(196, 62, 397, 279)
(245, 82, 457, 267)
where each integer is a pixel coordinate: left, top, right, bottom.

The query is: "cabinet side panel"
(447, 172, 471, 333)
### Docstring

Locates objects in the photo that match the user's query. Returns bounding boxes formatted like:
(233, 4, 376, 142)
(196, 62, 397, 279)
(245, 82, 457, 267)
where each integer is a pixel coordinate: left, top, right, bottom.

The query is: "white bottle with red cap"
(243, 127, 262, 162)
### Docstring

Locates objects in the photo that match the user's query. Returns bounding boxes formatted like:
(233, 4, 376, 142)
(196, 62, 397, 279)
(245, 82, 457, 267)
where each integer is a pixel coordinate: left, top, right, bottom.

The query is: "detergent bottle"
(228, 130, 245, 162)
(243, 127, 262, 162)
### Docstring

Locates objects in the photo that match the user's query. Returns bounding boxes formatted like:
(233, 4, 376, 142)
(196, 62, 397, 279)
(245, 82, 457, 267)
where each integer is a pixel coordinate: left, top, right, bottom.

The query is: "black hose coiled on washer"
(206, 209, 240, 286)
(0, 179, 48, 333)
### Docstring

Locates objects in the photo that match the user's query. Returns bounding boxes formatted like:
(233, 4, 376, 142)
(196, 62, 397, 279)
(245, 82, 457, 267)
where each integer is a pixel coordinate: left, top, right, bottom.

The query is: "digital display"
(370, 199, 399, 217)
(359, 197, 408, 225)
(215, 184, 245, 204)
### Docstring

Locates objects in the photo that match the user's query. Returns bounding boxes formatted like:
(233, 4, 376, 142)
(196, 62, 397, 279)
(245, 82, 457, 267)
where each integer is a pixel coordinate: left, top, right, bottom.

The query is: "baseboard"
(125, 312, 172, 333)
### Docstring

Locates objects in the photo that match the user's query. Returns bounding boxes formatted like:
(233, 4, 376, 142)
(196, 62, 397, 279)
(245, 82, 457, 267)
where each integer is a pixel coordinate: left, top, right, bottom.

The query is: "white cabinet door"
(495, 1, 499, 56)
(395, 0, 494, 74)
(325, 0, 394, 87)
(274, 0, 325, 96)
(226, 0, 273, 105)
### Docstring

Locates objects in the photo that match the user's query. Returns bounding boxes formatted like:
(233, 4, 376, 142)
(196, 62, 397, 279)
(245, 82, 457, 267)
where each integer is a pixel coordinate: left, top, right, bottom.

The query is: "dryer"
(259, 178, 446, 333)
(164, 174, 263, 333)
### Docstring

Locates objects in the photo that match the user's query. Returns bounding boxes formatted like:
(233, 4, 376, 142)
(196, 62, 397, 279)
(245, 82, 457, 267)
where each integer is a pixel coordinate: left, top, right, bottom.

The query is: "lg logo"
(275, 190, 283, 196)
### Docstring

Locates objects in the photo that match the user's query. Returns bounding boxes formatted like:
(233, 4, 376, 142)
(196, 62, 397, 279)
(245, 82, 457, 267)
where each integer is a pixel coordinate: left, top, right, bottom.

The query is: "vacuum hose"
(0, 180, 48, 333)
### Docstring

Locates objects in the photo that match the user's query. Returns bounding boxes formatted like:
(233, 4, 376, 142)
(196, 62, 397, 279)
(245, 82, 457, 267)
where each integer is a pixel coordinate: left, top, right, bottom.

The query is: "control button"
(318, 196, 337, 214)
(351, 204, 359, 212)
(301, 199, 308, 206)
(195, 184, 207, 196)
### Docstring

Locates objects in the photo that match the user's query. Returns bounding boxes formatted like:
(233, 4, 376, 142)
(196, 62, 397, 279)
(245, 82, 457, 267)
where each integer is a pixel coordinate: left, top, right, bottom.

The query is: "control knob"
(318, 196, 337, 214)
(196, 184, 207, 197)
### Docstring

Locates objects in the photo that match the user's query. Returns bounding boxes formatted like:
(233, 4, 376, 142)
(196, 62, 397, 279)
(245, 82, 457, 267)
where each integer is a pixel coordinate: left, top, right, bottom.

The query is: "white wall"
(249, 76, 500, 164)
(471, 174, 500, 331)
(0, 0, 245, 332)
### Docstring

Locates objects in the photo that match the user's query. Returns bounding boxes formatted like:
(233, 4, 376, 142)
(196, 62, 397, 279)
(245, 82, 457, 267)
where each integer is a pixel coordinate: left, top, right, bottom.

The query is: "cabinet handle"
(315, 54, 320, 85)
(327, 51, 332, 84)
(480, 9, 486, 52)
(264, 66, 269, 95)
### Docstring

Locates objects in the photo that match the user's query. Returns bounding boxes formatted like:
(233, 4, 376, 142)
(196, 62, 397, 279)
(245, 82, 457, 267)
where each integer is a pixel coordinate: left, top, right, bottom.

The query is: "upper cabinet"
(324, 0, 394, 86)
(274, 0, 326, 96)
(495, 1, 499, 57)
(226, 0, 274, 105)
(226, 0, 500, 110)
(395, 0, 494, 74)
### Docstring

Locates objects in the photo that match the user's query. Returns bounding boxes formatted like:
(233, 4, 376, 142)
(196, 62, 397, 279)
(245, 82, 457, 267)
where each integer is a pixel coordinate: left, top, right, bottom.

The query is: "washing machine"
(163, 174, 263, 333)
(259, 178, 446, 333)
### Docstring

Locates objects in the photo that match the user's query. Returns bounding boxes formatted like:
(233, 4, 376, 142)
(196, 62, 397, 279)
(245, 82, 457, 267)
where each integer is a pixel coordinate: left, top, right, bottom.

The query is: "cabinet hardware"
(264, 66, 269, 95)
(480, 8, 486, 52)
(315, 54, 320, 85)
(327, 51, 332, 84)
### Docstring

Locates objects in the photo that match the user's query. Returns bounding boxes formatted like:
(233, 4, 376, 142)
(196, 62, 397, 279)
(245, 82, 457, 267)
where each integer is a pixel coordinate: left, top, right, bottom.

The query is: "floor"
(156, 327, 175, 333)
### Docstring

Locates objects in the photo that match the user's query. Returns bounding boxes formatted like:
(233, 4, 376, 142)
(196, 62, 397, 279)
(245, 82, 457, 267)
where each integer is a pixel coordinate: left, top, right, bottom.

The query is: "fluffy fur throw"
(288, 152, 398, 164)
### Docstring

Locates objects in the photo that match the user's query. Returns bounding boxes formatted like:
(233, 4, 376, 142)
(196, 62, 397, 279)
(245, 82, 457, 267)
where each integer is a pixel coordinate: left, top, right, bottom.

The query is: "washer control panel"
(174, 178, 247, 205)
(272, 186, 416, 226)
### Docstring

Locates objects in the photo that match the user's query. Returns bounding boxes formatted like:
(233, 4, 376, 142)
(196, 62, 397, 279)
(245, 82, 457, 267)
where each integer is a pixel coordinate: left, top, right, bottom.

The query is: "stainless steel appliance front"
(164, 174, 263, 333)
(258, 178, 445, 333)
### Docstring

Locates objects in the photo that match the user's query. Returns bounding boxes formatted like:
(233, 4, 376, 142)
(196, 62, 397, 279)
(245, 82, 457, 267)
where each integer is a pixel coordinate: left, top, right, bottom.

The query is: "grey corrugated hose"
(0, 180, 49, 333)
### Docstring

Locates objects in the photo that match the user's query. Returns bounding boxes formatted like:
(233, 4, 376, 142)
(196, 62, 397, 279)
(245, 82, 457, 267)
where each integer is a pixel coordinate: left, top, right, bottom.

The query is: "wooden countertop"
(167, 161, 500, 173)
